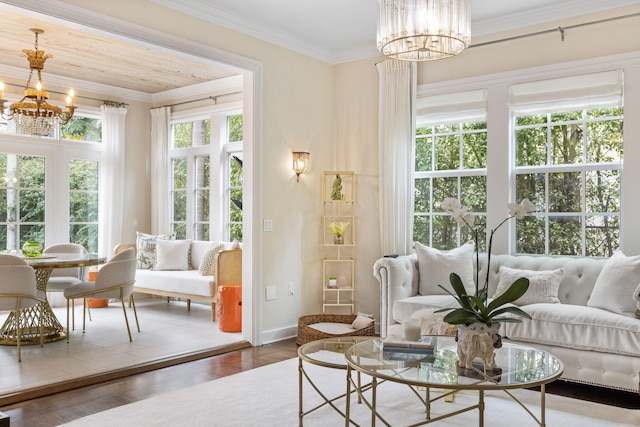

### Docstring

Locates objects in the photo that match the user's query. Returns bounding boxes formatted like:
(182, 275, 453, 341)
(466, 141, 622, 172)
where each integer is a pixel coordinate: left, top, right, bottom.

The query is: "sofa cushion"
(134, 269, 215, 297)
(155, 239, 191, 271)
(503, 303, 640, 357)
(198, 243, 226, 276)
(494, 266, 563, 305)
(136, 231, 175, 269)
(415, 241, 475, 296)
(587, 251, 640, 318)
(393, 295, 460, 324)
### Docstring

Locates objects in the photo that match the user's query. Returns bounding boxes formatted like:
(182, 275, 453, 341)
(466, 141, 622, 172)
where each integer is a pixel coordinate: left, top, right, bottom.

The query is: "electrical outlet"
(288, 282, 294, 296)
(263, 219, 273, 232)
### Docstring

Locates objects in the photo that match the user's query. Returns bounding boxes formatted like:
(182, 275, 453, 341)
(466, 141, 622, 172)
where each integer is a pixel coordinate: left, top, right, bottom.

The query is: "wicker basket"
(296, 313, 376, 346)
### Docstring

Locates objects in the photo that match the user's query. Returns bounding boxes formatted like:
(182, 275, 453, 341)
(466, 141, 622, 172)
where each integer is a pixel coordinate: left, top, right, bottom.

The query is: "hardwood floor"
(1, 337, 638, 426)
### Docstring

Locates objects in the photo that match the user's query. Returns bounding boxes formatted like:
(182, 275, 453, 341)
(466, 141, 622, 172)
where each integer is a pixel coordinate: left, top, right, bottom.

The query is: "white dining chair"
(64, 248, 139, 342)
(0, 254, 45, 361)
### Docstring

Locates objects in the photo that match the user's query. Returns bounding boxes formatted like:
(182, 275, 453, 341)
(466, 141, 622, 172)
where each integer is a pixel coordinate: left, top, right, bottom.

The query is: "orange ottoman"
(216, 284, 242, 332)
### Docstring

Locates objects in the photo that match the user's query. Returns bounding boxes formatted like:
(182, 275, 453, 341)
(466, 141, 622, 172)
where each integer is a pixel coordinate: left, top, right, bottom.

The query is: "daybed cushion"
(587, 251, 640, 318)
(493, 266, 563, 305)
(134, 269, 214, 297)
(415, 241, 475, 295)
(503, 303, 640, 357)
(155, 239, 191, 271)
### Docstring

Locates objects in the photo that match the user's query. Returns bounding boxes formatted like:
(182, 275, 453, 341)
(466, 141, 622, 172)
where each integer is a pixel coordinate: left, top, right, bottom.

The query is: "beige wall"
(27, 0, 640, 340)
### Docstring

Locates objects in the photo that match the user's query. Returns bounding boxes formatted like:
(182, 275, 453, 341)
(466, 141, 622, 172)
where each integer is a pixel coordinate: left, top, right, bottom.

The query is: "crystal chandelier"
(377, 0, 471, 61)
(0, 28, 75, 136)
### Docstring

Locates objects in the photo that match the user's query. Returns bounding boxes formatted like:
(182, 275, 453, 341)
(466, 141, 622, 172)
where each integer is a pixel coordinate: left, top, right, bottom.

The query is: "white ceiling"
(0, 0, 638, 95)
(152, 0, 640, 64)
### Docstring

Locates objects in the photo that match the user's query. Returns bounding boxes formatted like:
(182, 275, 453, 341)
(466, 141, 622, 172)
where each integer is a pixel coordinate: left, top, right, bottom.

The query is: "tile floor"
(0, 297, 242, 397)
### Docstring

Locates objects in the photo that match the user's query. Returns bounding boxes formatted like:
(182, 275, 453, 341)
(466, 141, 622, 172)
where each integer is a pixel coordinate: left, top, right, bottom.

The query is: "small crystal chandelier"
(0, 28, 75, 136)
(377, 0, 471, 61)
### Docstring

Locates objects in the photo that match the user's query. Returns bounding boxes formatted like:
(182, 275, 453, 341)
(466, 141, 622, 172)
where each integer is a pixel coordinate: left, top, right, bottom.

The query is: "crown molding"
(151, 74, 243, 105)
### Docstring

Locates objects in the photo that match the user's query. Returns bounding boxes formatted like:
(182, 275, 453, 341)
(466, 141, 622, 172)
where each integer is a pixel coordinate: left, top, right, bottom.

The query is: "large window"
(514, 107, 622, 256)
(169, 111, 243, 242)
(413, 71, 624, 257)
(0, 111, 102, 252)
(414, 121, 487, 250)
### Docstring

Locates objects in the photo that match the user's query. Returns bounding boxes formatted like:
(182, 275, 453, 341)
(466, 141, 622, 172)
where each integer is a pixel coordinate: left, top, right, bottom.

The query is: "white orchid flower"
(439, 198, 460, 212)
(452, 205, 475, 228)
(508, 198, 536, 219)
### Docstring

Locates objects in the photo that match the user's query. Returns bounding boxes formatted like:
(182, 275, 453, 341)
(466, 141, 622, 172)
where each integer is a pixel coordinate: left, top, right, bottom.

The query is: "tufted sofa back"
(476, 254, 608, 306)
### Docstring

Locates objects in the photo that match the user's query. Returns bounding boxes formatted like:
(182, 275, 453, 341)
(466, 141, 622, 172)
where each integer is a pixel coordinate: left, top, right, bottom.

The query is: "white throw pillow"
(351, 312, 374, 330)
(155, 239, 192, 271)
(588, 251, 640, 317)
(493, 266, 563, 306)
(415, 241, 475, 296)
(136, 231, 175, 269)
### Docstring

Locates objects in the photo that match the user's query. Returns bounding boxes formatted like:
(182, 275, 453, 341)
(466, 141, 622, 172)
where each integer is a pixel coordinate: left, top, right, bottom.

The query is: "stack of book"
(382, 335, 437, 362)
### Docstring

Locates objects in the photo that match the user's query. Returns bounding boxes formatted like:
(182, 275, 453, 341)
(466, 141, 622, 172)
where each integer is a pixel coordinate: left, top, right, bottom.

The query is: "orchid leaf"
(487, 277, 529, 312)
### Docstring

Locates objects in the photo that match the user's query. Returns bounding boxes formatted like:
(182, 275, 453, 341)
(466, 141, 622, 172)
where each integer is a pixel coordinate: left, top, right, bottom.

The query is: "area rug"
(59, 357, 640, 426)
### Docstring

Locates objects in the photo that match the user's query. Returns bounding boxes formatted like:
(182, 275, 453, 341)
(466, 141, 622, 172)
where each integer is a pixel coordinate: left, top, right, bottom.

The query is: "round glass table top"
(345, 336, 564, 391)
(298, 336, 376, 369)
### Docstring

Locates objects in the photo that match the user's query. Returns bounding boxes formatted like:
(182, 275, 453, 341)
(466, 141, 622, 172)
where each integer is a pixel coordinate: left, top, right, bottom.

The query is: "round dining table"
(0, 253, 107, 345)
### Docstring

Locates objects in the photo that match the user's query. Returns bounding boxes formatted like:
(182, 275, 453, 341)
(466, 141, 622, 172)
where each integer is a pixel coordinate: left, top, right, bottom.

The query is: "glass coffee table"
(344, 336, 563, 427)
(298, 336, 374, 426)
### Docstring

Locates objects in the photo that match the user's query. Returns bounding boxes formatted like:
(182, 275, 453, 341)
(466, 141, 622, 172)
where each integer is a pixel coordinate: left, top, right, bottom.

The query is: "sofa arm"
(212, 249, 242, 294)
(373, 254, 419, 337)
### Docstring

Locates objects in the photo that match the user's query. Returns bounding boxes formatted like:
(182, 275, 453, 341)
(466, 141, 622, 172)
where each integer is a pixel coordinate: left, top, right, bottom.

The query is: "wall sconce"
(292, 151, 310, 182)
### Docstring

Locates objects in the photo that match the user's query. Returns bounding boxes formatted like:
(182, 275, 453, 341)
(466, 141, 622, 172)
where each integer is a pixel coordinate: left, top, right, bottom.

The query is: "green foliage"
(227, 115, 243, 142)
(436, 273, 532, 325)
(61, 116, 102, 142)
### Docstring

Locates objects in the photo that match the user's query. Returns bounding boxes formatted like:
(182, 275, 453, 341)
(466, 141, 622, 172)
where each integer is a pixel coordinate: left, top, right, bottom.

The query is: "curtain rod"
(374, 11, 640, 65)
(157, 91, 243, 109)
(0, 81, 129, 107)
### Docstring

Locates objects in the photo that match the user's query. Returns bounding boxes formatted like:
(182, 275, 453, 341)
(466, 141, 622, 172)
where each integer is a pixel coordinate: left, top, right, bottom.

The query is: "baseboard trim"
(0, 341, 251, 407)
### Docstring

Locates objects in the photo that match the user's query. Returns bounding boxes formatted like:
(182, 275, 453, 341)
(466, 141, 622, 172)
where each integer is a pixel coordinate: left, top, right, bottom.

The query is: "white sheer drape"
(150, 107, 170, 234)
(376, 60, 417, 256)
(99, 105, 128, 257)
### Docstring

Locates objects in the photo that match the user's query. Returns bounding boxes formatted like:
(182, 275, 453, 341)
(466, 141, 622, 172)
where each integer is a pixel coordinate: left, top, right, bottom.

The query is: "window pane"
(195, 189, 209, 222)
(434, 134, 459, 170)
(173, 122, 193, 148)
(586, 170, 619, 212)
(549, 216, 581, 255)
(227, 115, 243, 142)
(432, 177, 457, 211)
(20, 190, 45, 222)
(70, 160, 99, 191)
(516, 216, 545, 254)
(61, 116, 102, 142)
(70, 224, 99, 253)
(172, 223, 186, 240)
(195, 223, 209, 241)
(550, 123, 583, 165)
(516, 127, 547, 166)
(173, 191, 187, 221)
(549, 172, 581, 212)
(460, 175, 486, 212)
(20, 156, 45, 188)
(585, 215, 619, 257)
(172, 158, 187, 188)
(230, 224, 242, 241)
(70, 192, 98, 222)
(462, 123, 487, 169)
(20, 224, 44, 245)
(415, 136, 432, 171)
(414, 178, 430, 213)
(587, 119, 623, 163)
(230, 189, 242, 222)
(432, 216, 458, 250)
(413, 215, 430, 244)
(230, 155, 243, 186)
(516, 173, 545, 211)
(192, 120, 210, 146)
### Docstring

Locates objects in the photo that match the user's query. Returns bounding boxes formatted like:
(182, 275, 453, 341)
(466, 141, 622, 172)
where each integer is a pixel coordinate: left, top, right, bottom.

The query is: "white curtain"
(376, 60, 417, 256)
(150, 107, 170, 235)
(99, 105, 128, 257)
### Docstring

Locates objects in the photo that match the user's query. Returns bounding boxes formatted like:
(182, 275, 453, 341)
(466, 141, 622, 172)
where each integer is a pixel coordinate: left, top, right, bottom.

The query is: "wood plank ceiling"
(0, 10, 238, 94)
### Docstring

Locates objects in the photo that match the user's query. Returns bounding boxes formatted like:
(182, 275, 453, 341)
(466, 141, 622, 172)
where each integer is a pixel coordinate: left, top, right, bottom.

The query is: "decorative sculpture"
(456, 329, 495, 370)
(331, 175, 342, 200)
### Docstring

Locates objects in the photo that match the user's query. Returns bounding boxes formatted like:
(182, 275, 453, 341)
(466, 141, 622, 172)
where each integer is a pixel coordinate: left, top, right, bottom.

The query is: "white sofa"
(115, 240, 242, 321)
(374, 252, 640, 393)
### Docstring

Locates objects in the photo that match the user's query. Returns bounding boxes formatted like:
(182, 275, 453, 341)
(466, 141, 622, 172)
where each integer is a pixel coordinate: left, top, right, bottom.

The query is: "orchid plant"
(435, 198, 536, 326)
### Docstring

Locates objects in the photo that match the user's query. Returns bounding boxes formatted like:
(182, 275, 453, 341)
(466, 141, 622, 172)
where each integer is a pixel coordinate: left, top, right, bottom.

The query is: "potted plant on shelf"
(329, 221, 349, 245)
(435, 198, 536, 350)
